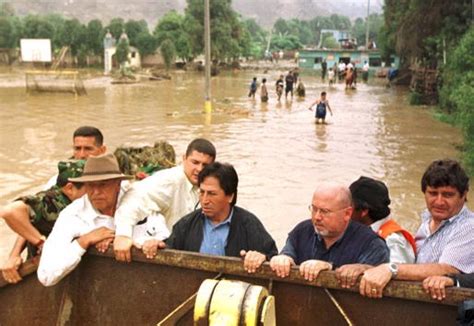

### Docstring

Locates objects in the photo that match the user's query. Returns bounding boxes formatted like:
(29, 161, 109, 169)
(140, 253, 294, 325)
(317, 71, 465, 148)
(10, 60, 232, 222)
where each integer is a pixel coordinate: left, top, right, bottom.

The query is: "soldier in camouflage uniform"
(1, 160, 85, 284)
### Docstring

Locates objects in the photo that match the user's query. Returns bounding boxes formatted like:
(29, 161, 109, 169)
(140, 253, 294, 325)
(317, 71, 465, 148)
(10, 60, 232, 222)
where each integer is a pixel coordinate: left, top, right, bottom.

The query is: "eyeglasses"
(308, 205, 348, 217)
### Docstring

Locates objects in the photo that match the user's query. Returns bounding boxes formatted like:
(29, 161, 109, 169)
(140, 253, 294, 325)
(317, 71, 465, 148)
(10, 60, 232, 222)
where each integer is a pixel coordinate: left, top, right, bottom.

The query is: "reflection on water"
(0, 71, 468, 264)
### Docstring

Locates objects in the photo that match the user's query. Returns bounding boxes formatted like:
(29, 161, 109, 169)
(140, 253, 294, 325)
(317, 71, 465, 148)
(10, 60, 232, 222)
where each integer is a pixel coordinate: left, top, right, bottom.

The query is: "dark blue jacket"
(280, 219, 390, 267)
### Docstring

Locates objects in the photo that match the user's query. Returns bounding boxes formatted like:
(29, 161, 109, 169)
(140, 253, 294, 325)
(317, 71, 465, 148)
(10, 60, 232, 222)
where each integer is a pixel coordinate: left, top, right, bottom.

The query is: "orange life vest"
(377, 219, 417, 254)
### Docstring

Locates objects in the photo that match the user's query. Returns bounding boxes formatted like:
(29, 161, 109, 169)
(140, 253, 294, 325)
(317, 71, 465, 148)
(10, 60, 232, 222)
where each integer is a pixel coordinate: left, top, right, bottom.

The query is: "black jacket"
(457, 274, 474, 289)
(166, 206, 278, 259)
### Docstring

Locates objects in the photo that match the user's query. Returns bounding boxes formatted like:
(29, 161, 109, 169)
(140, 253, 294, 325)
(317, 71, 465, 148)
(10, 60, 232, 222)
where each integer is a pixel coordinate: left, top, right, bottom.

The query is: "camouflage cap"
(56, 160, 86, 186)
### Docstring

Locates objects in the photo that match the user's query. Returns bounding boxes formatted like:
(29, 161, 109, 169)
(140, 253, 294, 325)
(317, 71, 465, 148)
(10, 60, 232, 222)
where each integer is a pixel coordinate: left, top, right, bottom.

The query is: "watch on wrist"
(388, 262, 398, 279)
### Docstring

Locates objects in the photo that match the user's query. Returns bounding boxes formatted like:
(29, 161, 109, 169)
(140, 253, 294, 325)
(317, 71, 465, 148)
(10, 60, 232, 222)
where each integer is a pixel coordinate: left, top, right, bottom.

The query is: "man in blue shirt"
(270, 183, 389, 282)
(360, 159, 474, 299)
(165, 162, 277, 273)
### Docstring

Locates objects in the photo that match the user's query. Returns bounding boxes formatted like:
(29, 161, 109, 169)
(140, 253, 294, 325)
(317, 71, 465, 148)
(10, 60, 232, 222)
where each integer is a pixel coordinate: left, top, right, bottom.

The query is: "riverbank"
(0, 59, 300, 89)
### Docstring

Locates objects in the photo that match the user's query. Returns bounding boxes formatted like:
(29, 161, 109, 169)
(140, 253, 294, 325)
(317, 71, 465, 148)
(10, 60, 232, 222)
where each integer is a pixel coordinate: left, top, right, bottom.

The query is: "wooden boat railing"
(1, 248, 473, 325)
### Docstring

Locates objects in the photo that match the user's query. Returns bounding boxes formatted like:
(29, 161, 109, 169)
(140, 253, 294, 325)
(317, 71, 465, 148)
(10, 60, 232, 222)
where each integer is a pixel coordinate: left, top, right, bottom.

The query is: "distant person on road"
(362, 61, 369, 82)
(248, 77, 257, 99)
(338, 61, 346, 81)
(296, 79, 305, 97)
(275, 75, 284, 101)
(260, 78, 269, 102)
(321, 60, 327, 81)
(308, 91, 333, 124)
(345, 68, 354, 89)
(328, 68, 335, 86)
(285, 70, 295, 100)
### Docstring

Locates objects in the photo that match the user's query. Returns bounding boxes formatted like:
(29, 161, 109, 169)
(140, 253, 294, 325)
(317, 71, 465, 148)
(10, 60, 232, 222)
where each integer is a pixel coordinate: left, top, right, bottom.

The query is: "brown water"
(0, 69, 468, 264)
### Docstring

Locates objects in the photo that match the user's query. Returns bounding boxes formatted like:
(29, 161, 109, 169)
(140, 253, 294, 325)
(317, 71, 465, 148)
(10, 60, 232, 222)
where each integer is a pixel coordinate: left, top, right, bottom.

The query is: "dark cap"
(349, 176, 391, 221)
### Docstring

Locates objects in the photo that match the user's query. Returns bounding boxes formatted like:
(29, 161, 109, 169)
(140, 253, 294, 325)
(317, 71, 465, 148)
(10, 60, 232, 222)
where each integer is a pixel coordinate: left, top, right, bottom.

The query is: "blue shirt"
(280, 219, 389, 267)
(415, 206, 474, 273)
(199, 209, 234, 256)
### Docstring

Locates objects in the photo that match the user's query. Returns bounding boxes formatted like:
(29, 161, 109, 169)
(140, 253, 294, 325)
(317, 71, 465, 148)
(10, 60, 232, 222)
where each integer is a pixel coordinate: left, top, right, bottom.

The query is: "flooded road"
(0, 69, 468, 264)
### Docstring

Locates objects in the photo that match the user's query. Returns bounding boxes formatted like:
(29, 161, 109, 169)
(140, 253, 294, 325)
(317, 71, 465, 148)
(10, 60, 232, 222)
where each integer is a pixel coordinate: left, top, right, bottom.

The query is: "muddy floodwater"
(0, 69, 469, 264)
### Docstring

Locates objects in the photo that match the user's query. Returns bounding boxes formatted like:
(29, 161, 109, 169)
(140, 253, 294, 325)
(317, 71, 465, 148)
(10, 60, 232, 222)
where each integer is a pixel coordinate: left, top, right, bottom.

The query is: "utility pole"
(365, 0, 370, 49)
(204, 0, 212, 113)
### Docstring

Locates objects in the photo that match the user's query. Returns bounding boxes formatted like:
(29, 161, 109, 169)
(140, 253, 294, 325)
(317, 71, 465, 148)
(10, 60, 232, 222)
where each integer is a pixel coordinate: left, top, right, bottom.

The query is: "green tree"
(44, 14, 65, 50)
(0, 17, 13, 48)
(115, 36, 129, 66)
(382, 0, 471, 68)
(271, 34, 302, 50)
(125, 19, 148, 46)
(438, 27, 474, 172)
(322, 35, 339, 49)
(154, 10, 191, 61)
(106, 18, 125, 39)
(329, 14, 351, 30)
(351, 14, 384, 47)
(58, 18, 86, 56)
(160, 38, 176, 71)
(273, 18, 289, 35)
(184, 0, 248, 62)
(85, 19, 104, 56)
(135, 32, 157, 56)
(242, 18, 267, 44)
(22, 15, 55, 39)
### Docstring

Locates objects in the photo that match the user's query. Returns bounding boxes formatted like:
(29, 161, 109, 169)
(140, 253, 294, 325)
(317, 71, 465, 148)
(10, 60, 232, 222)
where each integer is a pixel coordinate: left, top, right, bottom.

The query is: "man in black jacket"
(165, 162, 278, 273)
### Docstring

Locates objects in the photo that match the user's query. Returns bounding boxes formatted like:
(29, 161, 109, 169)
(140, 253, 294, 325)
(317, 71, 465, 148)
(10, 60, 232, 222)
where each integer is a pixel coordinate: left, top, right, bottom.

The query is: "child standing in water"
(260, 78, 269, 102)
(328, 68, 335, 86)
(248, 77, 257, 98)
(275, 75, 284, 101)
(308, 91, 333, 124)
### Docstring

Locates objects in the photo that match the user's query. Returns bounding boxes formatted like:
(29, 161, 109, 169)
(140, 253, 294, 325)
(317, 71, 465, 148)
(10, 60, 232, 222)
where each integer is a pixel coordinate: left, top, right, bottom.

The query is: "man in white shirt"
(37, 153, 168, 287)
(113, 138, 216, 262)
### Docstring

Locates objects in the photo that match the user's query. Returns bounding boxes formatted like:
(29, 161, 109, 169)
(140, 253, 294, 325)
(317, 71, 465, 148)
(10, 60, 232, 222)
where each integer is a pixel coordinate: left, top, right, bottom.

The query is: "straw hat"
(69, 153, 132, 182)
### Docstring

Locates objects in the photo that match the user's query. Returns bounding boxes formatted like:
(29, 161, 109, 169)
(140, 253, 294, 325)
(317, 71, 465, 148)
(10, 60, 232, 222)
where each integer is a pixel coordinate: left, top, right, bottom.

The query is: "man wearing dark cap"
(335, 176, 416, 290)
(350, 176, 415, 264)
(1, 160, 86, 284)
(37, 153, 169, 287)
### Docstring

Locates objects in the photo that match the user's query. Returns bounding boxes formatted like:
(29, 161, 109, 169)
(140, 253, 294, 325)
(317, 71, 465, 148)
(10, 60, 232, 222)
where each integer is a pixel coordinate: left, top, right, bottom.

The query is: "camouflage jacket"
(16, 185, 72, 236)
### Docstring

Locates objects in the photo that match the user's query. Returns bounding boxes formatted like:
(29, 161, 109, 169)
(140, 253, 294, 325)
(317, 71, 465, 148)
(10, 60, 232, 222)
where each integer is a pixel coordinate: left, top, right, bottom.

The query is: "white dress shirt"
(37, 185, 169, 287)
(114, 165, 199, 237)
(371, 216, 416, 264)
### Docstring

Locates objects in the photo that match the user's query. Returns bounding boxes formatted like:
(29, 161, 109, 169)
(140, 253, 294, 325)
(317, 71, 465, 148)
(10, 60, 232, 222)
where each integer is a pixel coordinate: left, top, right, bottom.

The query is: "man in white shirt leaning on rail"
(38, 153, 169, 286)
(113, 138, 216, 262)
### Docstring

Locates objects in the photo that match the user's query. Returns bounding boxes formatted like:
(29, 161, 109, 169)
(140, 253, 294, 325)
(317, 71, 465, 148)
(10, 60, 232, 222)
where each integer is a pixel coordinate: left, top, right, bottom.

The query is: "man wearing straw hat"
(37, 153, 169, 287)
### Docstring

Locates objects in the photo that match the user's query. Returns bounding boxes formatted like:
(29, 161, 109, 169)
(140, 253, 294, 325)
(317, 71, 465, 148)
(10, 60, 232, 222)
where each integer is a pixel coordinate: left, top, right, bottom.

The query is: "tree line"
(380, 0, 473, 173)
(0, 1, 384, 66)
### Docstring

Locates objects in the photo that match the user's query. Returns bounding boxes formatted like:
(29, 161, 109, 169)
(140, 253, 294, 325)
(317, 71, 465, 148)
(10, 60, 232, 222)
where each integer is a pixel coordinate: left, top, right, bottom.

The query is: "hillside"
(8, 0, 382, 28)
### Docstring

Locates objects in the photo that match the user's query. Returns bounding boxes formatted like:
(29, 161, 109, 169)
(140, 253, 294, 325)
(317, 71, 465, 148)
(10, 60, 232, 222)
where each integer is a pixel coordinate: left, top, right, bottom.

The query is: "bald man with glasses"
(270, 183, 390, 281)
